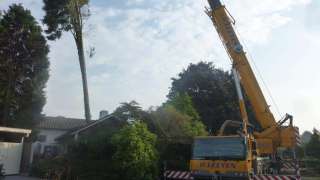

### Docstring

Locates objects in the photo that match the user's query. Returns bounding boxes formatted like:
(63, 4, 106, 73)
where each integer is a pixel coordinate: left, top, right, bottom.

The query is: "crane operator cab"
(190, 136, 255, 180)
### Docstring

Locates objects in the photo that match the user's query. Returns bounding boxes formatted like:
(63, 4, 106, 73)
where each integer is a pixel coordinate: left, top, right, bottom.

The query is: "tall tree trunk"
(75, 33, 91, 122)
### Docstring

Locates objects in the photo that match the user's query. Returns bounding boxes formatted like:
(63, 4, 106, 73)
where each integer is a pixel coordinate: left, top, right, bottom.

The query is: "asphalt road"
(4, 176, 40, 180)
(4, 176, 320, 180)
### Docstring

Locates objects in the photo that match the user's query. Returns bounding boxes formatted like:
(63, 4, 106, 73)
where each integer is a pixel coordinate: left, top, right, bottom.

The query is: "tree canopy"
(168, 62, 240, 133)
(0, 4, 49, 128)
(305, 129, 320, 159)
(111, 121, 158, 180)
(113, 100, 144, 121)
(42, 0, 89, 40)
(43, 0, 91, 122)
(165, 92, 200, 121)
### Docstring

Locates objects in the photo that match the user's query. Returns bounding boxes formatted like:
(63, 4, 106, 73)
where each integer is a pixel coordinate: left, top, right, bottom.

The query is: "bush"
(304, 158, 320, 175)
(30, 156, 68, 179)
(111, 121, 159, 180)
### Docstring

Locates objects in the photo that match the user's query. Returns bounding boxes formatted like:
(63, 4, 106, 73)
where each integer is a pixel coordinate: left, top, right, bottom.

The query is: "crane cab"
(190, 136, 255, 180)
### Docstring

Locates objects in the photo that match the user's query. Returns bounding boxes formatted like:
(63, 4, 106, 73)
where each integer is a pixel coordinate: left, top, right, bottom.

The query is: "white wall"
(30, 129, 67, 163)
(0, 142, 23, 175)
(38, 129, 66, 145)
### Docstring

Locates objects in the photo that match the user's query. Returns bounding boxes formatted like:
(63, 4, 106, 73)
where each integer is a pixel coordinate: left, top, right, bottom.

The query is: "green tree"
(305, 129, 320, 159)
(168, 62, 258, 133)
(111, 121, 158, 180)
(165, 93, 200, 121)
(151, 104, 206, 171)
(0, 4, 49, 128)
(152, 106, 207, 140)
(113, 101, 143, 121)
(42, 0, 91, 122)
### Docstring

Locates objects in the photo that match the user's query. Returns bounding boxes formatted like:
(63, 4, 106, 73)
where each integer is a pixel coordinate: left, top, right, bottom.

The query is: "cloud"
(1, 0, 317, 131)
(0, 0, 44, 19)
(81, 0, 311, 118)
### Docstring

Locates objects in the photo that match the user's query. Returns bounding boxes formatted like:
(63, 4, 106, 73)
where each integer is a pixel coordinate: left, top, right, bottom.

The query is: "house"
(31, 116, 89, 161)
(31, 112, 123, 161)
(56, 115, 125, 143)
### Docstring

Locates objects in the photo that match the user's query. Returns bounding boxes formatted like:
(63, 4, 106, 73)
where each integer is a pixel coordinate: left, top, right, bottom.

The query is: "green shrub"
(30, 156, 68, 178)
(304, 158, 320, 175)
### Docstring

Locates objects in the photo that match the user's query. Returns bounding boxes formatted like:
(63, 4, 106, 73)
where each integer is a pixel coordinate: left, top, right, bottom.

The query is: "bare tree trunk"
(75, 33, 91, 122)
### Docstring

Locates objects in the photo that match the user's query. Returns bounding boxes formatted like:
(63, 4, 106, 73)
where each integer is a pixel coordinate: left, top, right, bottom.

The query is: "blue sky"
(0, 0, 319, 132)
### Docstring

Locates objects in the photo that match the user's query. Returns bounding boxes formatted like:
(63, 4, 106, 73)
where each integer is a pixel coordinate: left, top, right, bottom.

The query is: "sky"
(0, 0, 319, 132)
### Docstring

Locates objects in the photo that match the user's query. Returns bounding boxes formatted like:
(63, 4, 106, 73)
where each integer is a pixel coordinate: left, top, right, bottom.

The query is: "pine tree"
(43, 0, 91, 122)
(0, 4, 49, 128)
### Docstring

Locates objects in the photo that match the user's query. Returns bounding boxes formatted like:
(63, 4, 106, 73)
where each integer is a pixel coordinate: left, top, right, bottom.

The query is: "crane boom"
(188, 1, 301, 179)
(206, 0, 277, 129)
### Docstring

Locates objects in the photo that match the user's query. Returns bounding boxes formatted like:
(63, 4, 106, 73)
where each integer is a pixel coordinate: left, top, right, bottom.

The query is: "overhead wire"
(232, 25, 283, 119)
(207, 2, 283, 119)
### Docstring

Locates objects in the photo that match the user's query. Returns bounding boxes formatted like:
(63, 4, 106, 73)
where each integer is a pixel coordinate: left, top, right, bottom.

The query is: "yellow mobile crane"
(190, 0, 300, 179)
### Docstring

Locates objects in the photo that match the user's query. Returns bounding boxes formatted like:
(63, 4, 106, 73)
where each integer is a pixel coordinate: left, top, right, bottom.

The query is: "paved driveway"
(5, 176, 40, 180)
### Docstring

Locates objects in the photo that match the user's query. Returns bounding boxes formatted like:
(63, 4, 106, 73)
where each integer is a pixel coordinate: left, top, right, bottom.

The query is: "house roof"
(37, 116, 91, 130)
(70, 115, 118, 135)
(55, 115, 125, 142)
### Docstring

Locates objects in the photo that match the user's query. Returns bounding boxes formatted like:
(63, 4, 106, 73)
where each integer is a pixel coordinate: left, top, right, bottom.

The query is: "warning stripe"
(294, 127, 301, 146)
(282, 162, 296, 169)
(164, 171, 193, 180)
(165, 171, 300, 180)
(253, 175, 299, 180)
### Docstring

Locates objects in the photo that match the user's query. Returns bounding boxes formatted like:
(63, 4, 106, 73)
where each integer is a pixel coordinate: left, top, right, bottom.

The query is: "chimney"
(99, 110, 109, 119)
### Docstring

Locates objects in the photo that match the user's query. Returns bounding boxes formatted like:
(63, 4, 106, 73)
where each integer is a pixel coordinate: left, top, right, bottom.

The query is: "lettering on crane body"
(223, 17, 238, 48)
(200, 162, 236, 169)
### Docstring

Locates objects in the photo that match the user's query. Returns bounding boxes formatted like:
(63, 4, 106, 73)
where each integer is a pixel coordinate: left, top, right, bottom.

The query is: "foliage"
(168, 62, 239, 133)
(0, 4, 49, 128)
(43, 0, 91, 121)
(113, 100, 143, 121)
(168, 61, 258, 134)
(43, 0, 89, 40)
(165, 93, 207, 138)
(295, 145, 305, 159)
(301, 130, 313, 145)
(305, 129, 320, 159)
(39, 119, 158, 180)
(111, 121, 158, 180)
(65, 135, 117, 179)
(304, 158, 320, 175)
(151, 105, 206, 172)
(165, 92, 200, 121)
(159, 143, 192, 171)
(61, 118, 127, 180)
(30, 157, 68, 179)
(152, 105, 207, 140)
(113, 101, 159, 135)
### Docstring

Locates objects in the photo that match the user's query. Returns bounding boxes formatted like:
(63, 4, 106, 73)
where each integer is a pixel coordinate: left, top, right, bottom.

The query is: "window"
(192, 137, 246, 160)
(37, 135, 47, 142)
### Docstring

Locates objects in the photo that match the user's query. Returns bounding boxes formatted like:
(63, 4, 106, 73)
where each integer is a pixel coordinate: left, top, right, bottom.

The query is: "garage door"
(0, 142, 23, 175)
